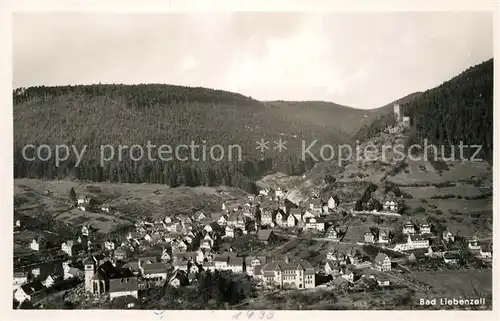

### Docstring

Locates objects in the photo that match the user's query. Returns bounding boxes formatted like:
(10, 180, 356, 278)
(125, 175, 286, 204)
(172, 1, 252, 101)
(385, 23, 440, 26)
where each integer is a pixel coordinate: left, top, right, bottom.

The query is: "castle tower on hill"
(393, 104, 401, 122)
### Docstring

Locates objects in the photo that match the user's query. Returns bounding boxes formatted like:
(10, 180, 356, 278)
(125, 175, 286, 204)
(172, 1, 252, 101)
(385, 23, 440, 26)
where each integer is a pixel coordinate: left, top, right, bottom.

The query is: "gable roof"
(245, 256, 267, 266)
(109, 277, 138, 293)
(20, 281, 45, 295)
(257, 230, 273, 241)
(142, 263, 169, 274)
(374, 253, 389, 264)
(138, 256, 158, 265)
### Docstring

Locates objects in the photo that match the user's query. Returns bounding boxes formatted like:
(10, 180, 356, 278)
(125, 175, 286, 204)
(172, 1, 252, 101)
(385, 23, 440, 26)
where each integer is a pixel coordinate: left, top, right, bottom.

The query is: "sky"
(12, 12, 493, 109)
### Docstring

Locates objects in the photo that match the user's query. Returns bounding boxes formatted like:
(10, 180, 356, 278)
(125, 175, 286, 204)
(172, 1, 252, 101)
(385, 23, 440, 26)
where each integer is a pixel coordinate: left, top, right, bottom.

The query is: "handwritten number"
(267, 312, 274, 319)
(247, 311, 254, 319)
(260, 311, 265, 319)
(233, 312, 242, 319)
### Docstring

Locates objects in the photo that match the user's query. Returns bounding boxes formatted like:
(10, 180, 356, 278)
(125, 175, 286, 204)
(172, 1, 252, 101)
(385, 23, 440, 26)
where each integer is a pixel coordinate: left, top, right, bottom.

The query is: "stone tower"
(393, 104, 401, 122)
(84, 256, 95, 293)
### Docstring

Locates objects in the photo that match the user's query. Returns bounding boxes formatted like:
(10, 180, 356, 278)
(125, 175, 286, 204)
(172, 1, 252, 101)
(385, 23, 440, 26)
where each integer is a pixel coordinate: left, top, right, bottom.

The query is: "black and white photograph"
(8, 2, 496, 315)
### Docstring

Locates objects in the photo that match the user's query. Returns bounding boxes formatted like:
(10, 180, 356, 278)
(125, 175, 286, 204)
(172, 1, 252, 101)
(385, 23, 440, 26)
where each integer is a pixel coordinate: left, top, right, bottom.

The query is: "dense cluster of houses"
(13, 187, 493, 307)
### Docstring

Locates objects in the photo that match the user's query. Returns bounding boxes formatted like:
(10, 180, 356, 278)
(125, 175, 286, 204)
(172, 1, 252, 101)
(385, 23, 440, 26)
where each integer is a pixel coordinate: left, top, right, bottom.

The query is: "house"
(442, 229, 455, 243)
(203, 224, 213, 233)
(29, 238, 40, 251)
(169, 270, 188, 288)
(216, 213, 228, 226)
(382, 192, 399, 212)
(378, 230, 390, 244)
(225, 226, 235, 238)
(109, 277, 139, 300)
(114, 246, 129, 260)
(346, 247, 363, 265)
(324, 261, 340, 276)
(408, 234, 429, 249)
(104, 240, 116, 251)
(77, 196, 91, 205)
(61, 240, 74, 256)
(138, 256, 158, 267)
(373, 253, 391, 272)
(257, 230, 277, 245)
(14, 281, 45, 303)
(331, 276, 350, 289)
(309, 198, 323, 215)
(443, 252, 460, 265)
(259, 189, 270, 196)
(227, 212, 245, 228)
(81, 224, 90, 237)
(468, 236, 481, 250)
(377, 277, 391, 287)
(199, 239, 212, 250)
(364, 232, 375, 243)
(142, 263, 169, 282)
(245, 256, 267, 277)
(287, 214, 298, 227)
(172, 240, 188, 253)
(425, 246, 445, 258)
(13, 271, 28, 289)
(408, 251, 426, 263)
(275, 187, 285, 200)
(402, 221, 416, 234)
(302, 210, 315, 220)
(328, 196, 339, 209)
(212, 252, 243, 272)
(42, 274, 56, 288)
(274, 210, 285, 226)
(261, 209, 273, 226)
(228, 256, 244, 273)
(194, 211, 206, 221)
(101, 204, 111, 213)
(315, 217, 326, 231)
(324, 226, 341, 241)
(305, 217, 317, 230)
(340, 268, 354, 283)
(419, 222, 431, 234)
(261, 256, 315, 289)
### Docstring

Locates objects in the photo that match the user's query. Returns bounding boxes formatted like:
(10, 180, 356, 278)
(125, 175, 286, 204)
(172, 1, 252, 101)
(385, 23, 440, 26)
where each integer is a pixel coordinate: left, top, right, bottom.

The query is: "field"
(14, 178, 249, 234)
(412, 270, 492, 297)
(401, 183, 485, 199)
(386, 159, 490, 186)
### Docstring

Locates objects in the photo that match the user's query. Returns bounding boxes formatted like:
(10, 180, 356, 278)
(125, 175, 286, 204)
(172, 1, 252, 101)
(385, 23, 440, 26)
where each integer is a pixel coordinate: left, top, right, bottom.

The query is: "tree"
(69, 187, 76, 201)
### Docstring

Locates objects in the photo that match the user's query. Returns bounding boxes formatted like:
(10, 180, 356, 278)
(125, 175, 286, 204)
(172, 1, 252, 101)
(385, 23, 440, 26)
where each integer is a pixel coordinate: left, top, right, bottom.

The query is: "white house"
(259, 189, 269, 196)
(61, 241, 74, 256)
(275, 188, 285, 200)
(402, 221, 415, 234)
(42, 275, 56, 288)
(468, 236, 481, 251)
(13, 272, 28, 289)
(287, 214, 297, 227)
(328, 196, 337, 209)
(29, 239, 39, 251)
(81, 225, 89, 237)
(274, 211, 285, 226)
(373, 253, 391, 272)
(225, 226, 235, 238)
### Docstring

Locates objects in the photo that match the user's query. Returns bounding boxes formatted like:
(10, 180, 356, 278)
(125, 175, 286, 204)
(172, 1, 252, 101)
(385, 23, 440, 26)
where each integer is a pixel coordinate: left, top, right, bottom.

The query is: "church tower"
(84, 256, 95, 293)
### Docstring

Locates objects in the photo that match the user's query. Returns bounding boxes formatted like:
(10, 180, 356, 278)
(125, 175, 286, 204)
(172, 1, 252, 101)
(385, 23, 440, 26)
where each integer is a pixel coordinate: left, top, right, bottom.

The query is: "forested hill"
(403, 58, 493, 161)
(13, 83, 374, 192)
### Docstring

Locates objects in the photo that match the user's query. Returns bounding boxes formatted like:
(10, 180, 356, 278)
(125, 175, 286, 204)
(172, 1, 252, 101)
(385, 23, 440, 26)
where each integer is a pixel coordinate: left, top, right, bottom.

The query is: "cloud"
(13, 12, 492, 109)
